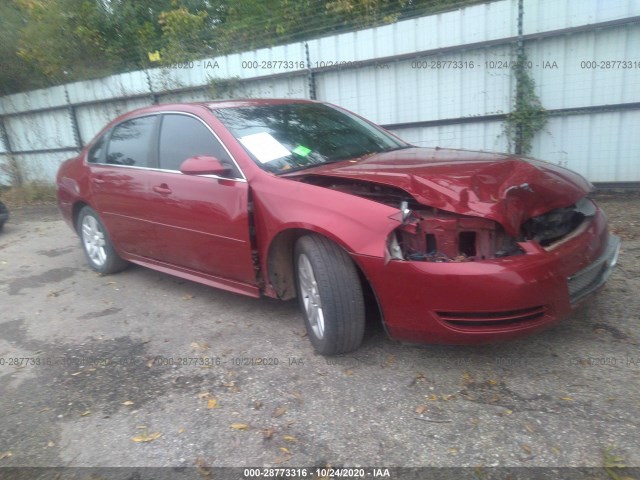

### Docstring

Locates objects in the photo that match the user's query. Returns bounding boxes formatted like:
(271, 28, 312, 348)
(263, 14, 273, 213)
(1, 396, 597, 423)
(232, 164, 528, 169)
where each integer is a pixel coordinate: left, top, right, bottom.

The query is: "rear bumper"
(354, 210, 619, 345)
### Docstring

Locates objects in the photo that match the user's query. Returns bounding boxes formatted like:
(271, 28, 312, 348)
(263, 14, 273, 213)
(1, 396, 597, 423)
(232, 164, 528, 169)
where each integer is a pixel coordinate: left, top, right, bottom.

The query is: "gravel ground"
(0, 194, 638, 478)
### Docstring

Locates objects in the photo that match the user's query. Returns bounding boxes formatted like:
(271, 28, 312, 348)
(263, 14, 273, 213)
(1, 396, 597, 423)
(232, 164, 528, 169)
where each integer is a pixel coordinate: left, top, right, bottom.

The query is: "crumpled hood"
(290, 147, 592, 236)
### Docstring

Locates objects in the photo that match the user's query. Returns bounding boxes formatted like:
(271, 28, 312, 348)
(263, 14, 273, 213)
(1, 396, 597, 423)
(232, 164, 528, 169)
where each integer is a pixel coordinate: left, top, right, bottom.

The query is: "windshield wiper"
(277, 159, 346, 175)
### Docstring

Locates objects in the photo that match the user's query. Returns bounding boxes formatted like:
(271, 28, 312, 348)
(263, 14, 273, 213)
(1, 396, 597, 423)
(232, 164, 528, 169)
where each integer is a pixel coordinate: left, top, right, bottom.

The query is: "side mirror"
(180, 155, 229, 176)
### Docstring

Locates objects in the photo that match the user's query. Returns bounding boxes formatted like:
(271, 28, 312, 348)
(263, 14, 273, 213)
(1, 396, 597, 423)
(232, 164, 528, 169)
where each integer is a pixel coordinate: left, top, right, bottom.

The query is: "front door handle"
(152, 184, 172, 195)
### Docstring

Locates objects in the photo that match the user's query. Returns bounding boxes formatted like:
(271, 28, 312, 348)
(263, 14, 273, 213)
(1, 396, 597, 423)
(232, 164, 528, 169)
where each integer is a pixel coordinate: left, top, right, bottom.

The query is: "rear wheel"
(77, 206, 128, 274)
(294, 235, 365, 355)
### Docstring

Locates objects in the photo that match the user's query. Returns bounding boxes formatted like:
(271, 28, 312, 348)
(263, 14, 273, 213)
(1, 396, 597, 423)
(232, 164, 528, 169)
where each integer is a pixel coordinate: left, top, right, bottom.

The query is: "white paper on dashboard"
(239, 132, 290, 163)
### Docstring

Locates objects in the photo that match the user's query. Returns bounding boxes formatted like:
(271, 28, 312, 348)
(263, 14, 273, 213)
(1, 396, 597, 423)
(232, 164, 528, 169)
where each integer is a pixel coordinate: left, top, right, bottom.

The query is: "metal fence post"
(305, 43, 317, 100)
(64, 86, 83, 150)
(145, 70, 159, 104)
(514, 0, 525, 155)
(0, 115, 23, 187)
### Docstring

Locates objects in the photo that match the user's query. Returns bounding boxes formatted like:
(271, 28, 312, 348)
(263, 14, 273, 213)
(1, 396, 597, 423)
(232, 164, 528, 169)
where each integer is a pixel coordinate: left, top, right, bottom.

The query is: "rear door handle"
(152, 184, 172, 195)
(92, 176, 105, 185)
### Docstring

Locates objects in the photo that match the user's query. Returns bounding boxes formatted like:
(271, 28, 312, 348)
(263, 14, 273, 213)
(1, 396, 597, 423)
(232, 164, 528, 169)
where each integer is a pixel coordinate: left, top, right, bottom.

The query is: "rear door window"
(106, 116, 156, 167)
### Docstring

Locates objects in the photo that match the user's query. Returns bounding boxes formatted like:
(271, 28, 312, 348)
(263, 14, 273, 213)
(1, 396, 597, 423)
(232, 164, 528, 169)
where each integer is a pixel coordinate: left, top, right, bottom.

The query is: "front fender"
(251, 175, 399, 297)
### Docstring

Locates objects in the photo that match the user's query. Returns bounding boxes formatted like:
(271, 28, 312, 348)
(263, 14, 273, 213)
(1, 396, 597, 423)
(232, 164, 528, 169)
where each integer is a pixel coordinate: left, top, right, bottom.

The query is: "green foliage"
(0, 1, 47, 94)
(159, 7, 211, 64)
(503, 54, 547, 155)
(15, 0, 116, 82)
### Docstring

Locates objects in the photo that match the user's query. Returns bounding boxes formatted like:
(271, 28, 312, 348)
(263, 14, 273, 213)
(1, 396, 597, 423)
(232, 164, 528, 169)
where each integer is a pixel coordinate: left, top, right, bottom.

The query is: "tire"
(77, 206, 128, 274)
(294, 235, 366, 355)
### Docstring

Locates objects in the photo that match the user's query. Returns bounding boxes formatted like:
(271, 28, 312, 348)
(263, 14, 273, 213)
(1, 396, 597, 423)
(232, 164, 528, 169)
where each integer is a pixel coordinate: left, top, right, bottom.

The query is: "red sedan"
(56, 99, 620, 355)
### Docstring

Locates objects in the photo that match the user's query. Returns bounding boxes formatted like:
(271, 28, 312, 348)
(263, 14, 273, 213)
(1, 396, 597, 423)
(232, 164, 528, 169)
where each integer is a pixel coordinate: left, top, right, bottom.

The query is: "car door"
(88, 114, 159, 258)
(145, 112, 256, 285)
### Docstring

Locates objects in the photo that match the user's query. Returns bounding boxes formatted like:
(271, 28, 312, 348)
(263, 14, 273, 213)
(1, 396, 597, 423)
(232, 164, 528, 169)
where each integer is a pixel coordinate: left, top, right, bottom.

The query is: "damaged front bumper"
(354, 208, 620, 345)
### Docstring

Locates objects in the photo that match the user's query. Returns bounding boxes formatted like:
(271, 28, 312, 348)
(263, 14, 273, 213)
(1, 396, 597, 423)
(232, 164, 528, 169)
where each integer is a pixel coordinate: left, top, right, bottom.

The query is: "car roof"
(205, 98, 319, 109)
(116, 98, 321, 121)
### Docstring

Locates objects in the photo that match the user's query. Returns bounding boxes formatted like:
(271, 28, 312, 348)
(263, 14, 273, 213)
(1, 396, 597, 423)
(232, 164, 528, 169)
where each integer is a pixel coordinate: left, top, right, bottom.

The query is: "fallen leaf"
(230, 423, 249, 430)
(197, 392, 213, 400)
(382, 354, 396, 367)
(427, 394, 438, 401)
(0, 452, 12, 461)
(283, 435, 297, 442)
(254, 400, 263, 409)
(47, 441, 55, 447)
(551, 447, 561, 456)
(207, 398, 218, 409)
(409, 373, 427, 386)
(273, 407, 287, 418)
(131, 432, 162, 443)
(190, 342, 209, 351)
(122, 400, 134, 406)
(195, 457, 212, 477)
(524, 423, 535, 433)
(182, 294, 194, 300)
(521, 444, 532, 454)
(448, 447, 459, 455)
(344, 369, 354, 376)
(415, 405, 428, 414)
(80, 410, 91, 417)
(488, 379, 498, 386)
(279, 447, 291, 454)
(502, 409, 513, 416)
(560, 397, 574, 401)
(275, 455, 292, 464)
(178, 427, 185, 434)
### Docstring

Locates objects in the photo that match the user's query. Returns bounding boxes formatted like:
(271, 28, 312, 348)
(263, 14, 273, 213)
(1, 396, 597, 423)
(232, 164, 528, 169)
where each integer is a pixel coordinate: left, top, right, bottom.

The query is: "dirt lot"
(0, 194, 639, 478)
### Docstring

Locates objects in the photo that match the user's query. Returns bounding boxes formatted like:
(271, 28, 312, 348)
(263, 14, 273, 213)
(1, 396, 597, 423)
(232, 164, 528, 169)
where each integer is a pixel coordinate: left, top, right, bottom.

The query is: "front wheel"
(294, 235, 365, 355)
(77, 206, 128, 274)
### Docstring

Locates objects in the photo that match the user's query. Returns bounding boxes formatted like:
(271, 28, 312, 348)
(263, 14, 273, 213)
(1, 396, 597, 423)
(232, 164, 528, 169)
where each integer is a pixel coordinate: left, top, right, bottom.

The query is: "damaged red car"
(56, 99, 620, 355)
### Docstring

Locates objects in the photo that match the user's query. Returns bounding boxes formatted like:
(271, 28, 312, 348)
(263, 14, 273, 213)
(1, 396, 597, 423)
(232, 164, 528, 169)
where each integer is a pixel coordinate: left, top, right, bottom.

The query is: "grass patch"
(0, 182, 57, 207)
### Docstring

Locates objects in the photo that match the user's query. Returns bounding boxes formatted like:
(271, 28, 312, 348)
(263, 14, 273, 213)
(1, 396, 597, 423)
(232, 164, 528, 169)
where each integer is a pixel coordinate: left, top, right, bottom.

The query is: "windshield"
(213, 103, 408, 174)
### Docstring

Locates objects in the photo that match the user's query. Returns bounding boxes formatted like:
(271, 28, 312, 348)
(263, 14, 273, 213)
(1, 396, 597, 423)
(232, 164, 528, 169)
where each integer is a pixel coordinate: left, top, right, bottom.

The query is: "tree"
(15, 0, 115, 83)
(0, 1, 47, 94)
(159, 7, 212, 63)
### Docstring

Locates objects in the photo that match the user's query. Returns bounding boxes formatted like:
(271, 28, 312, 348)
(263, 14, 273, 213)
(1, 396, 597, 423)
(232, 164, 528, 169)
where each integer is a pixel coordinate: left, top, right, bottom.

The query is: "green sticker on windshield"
(292, 145, 312, 157)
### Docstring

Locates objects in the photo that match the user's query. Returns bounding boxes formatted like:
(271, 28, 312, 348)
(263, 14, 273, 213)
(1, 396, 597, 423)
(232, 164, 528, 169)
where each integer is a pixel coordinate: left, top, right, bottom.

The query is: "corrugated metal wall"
(1, 0, 639, 184)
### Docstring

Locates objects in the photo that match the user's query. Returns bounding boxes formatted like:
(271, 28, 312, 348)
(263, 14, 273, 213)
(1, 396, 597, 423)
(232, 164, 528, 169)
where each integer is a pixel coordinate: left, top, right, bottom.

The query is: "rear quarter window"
(87, 135, 106, 163)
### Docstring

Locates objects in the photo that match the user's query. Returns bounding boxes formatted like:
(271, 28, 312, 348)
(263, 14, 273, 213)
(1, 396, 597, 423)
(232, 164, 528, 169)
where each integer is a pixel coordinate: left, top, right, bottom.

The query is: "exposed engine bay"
(298, 176, 595, 262)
